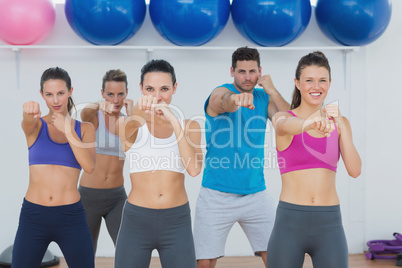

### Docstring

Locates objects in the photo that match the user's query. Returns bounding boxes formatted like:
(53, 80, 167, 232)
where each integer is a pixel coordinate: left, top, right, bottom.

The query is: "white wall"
(0, 2, 399, 259)
(365, 2, 402, 244)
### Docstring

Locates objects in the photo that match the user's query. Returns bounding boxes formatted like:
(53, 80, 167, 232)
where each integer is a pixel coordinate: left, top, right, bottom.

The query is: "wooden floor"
(54, 254, 397, 267)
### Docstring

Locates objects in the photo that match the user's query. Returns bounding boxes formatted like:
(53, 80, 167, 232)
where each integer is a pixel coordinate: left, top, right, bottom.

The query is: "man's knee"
(197, 258, 217, 268)
(259, 251, 267, 257)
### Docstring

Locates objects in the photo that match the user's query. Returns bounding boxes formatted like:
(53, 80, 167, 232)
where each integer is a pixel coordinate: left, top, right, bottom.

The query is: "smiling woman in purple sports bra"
(267, 52, 362, 268)
(13, 67, 96, 268)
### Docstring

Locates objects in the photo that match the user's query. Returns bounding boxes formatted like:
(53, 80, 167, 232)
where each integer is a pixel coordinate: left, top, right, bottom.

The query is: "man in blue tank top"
(194, 47, 290, 268)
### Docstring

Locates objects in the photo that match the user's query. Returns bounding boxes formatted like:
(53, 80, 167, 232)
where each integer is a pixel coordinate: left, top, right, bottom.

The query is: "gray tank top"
(95, 110, 125, 158)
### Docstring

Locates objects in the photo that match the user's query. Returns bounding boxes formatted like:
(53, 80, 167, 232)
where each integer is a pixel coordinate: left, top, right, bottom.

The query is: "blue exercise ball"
(149, 0, 230, 46)
(315, 0, 392, 46)
(231, 0, 311, 47)
(65, 0, 146, 45)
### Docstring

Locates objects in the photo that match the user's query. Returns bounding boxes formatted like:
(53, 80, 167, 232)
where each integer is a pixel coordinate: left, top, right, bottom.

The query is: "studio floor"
(54, 254, 397, 267)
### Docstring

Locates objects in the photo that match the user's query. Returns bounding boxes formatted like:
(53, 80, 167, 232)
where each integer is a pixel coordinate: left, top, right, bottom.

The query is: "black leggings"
(114, 201, 196, 268)
(267, 201, 348, 268)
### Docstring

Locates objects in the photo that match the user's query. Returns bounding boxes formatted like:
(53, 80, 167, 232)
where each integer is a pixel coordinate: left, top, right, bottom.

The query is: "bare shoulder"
(81, 108, 99, 129)
(206, 87, 232, 117)
(211, 86, 230, 95)
(208, 86, 231, 101)
(342, 116, 351, 124)
(80, 121, 95, 134)
(339, 115, 352, 134)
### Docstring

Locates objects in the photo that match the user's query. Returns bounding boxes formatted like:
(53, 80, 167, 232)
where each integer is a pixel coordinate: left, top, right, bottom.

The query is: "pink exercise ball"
(0, 0, 56, 45)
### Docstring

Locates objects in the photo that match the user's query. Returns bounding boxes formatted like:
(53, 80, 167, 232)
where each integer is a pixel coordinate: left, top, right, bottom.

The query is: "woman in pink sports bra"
(267, 52, 361, 268)
(114, 59, 202, 268)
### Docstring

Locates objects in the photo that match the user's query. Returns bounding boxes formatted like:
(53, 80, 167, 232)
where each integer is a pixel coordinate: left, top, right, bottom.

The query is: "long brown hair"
(291, 51, 331, 109)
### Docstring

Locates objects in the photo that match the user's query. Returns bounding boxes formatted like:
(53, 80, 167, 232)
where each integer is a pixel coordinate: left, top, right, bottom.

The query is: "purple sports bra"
(28, 118, 82, 170)
(277, 111, 340, 175)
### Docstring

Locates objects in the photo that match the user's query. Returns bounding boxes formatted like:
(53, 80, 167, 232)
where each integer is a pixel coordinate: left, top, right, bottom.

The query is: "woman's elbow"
(348, 167, 361, 178)
(187, 167, 201, 177)
(186, 155, 203, 177)
(83, 159, 96, 174)
(83, 165, 95, 174)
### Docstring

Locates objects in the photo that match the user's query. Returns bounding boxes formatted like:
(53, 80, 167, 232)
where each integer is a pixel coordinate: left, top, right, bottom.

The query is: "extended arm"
(273, 110, 333, 137)
(206, 87, 254, 117)
(273, 112, 309, 136)
(21, 101, 41, 138)
(80, 102, 99, 123)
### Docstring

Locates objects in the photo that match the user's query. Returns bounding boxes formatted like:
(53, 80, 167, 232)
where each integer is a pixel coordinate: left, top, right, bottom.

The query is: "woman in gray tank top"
(79, 69, 133, 254)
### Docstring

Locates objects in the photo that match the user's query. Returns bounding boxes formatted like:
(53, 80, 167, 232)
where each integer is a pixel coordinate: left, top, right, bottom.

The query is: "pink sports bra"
(277, 111, 340, 175)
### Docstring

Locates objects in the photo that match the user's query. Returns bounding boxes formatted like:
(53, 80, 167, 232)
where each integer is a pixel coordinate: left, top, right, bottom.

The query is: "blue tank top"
(202, 83, 269, 195)
(28, 118, 82, 170)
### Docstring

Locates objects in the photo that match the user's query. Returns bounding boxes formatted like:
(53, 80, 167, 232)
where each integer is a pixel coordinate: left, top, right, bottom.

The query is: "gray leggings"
(78, 185, 127, 253)
(115, 201, 196, 268)
(267, 201, 348, 268)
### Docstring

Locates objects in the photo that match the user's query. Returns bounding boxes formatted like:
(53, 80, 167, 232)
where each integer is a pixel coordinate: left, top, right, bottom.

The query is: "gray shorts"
(193, 187, 275, 260)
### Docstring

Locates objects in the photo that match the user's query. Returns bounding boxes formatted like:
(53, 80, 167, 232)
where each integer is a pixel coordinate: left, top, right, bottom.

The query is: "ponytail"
(290, 89, 301, 109)
(68, 96, 76, 115)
